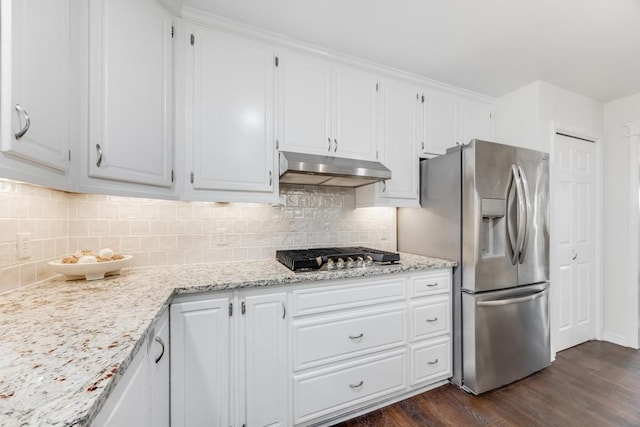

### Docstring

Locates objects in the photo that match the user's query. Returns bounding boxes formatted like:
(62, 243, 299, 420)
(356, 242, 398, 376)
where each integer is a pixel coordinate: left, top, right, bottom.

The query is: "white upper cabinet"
(421, 88, 458, 156)
(356, 77, 419, 207)
(459, 97, 494, 144)
(277, 51, 332, 156)
(418, 88, 494, 156)
(277, 51, 378, 161)
(1, 0, 71, 173)
(185, 25, 277, 202)
(88, 0, 174, 188)
(332, 65, 378, 161)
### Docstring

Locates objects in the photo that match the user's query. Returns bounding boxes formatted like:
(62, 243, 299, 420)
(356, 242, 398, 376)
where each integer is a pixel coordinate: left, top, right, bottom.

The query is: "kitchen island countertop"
(0, 253, 455, 426)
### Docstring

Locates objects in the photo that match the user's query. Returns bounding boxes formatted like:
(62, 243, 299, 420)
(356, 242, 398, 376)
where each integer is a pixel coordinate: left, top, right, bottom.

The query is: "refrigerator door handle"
(505, 165, 519, 264)
(516, 165, 531, 264)
(513, 165, 527, 264)
(476, 289, 547, 307)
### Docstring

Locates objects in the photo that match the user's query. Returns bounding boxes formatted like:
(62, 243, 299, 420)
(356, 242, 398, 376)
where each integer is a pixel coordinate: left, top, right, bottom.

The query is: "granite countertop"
(0, 253, 455, 426)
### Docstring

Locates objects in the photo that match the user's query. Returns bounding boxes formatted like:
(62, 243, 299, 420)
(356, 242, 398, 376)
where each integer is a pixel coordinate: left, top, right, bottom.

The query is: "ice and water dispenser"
(480, 198, 506, 257)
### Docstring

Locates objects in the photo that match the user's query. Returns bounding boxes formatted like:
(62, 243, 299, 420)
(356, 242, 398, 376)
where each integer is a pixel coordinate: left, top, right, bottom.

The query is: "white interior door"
(553, 133, 596, 351)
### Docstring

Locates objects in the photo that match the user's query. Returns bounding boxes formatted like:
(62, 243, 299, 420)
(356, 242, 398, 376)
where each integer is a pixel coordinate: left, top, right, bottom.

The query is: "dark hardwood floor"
(335, 341, 640, 426)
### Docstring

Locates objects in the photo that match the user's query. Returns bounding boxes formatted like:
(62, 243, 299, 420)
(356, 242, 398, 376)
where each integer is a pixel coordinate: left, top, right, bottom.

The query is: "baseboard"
(602, 331, 631, 347)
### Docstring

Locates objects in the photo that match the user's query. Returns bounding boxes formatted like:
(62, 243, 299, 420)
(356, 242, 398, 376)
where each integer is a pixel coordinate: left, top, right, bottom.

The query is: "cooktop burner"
(276, 246, 400, 271)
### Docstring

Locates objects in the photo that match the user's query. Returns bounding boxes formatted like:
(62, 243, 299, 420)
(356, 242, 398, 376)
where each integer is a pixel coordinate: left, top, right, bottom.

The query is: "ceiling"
(182, 0, 640, 102)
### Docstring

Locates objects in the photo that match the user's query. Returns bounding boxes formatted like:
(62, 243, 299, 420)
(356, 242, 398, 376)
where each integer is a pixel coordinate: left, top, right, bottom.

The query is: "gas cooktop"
(276, 247, 400, 272)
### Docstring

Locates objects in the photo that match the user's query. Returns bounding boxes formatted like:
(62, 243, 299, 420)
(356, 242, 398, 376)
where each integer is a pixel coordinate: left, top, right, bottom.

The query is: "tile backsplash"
(0, 181, 396, 293)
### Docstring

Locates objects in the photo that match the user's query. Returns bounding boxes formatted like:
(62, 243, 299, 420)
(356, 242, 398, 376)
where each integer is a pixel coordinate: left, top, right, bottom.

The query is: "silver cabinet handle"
(426, 282, 438, 287)
(349, 381, 364, 389)
(516, 165, 531, 264)
(505, 165, 518, 264)
(14, 104, 30, 140)
(327, 137, 332, 152)
(334, 138, 338, 152)
(269, 170, 272, 186)
(421, 141, 425, 151)
(154, 336, 165, 364)
(382, 181, 387, 192)
(96, 144, 103, 168)
(572, 251, 578, 261)
(282, 301, 286, 319)
(426, 317, 438, 323)
(427, 359, 439, 365)
(348, 333, 364, 340)
(477, 289, 546, 307)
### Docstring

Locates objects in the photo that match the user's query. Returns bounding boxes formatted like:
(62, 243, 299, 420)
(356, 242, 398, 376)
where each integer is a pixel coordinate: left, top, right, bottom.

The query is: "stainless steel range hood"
(279, 151, 391, 187)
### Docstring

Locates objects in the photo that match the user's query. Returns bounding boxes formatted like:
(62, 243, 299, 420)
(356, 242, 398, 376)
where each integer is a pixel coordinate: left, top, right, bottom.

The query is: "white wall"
(495, 81, 603, 153)
(494, 81, 541, 150)
(603, 92, 640, 346)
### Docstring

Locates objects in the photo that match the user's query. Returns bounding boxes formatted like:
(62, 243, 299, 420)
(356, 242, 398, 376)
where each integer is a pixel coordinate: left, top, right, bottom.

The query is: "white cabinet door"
(379, 78, 419, 201)
(171, 296, 230, 427)
(422, 88, 458, 155)
(459, 98, 493, 145)
(1, 0, 71, 172)
(188, 25, 275, 194)
(241, 292, 288, 427)
(88, 0, 174, 187)
(332, 65, 378, 161)
(277, 51, 332, 156)
(93, 338, 152, 427)
(150, 311, 169, 427)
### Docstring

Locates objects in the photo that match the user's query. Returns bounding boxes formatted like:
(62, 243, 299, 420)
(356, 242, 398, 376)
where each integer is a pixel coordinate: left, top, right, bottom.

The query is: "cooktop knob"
(346, 257, 355, 268)
(336, 257, 345, 269)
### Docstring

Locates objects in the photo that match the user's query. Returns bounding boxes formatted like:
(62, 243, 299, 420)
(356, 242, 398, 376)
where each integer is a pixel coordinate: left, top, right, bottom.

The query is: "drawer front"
(410, 338, 451, 386)
(292, 277, 406, 317)
(293, 307, 405, 370)
(410, 271, 451, 298)
(293, 350, 407, 424)
(410, 298, 450, 341)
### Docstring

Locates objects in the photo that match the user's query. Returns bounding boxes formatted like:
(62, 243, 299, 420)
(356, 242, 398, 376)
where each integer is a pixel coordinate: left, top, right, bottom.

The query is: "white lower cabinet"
(168, 269, 452, 427)
(170, 295, 231, 427)
(93, 310, 169, 426)
(293, 349, 407, 425)
(170, 290, 288, 427)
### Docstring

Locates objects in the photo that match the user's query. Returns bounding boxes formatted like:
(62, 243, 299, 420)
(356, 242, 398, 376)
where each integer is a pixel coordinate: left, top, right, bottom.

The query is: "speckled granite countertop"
(0, 253, 455, 426)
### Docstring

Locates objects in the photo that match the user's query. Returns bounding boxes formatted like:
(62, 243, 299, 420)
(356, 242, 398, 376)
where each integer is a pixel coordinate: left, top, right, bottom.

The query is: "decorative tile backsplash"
(0, 181, 396, 293)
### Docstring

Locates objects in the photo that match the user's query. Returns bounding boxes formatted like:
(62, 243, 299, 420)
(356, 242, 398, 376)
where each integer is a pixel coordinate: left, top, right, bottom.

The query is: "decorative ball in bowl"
(48, 250, 132, 281)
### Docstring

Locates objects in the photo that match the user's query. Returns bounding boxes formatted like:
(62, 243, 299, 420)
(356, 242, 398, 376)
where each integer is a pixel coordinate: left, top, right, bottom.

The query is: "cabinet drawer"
(293, 350, 407, 424)
(293, 306, 405, 370)
(410, 297, 450, 341)
(292, 277, 406, 317)
(410, 271, 451, 297)
(410, 337, 451, 386)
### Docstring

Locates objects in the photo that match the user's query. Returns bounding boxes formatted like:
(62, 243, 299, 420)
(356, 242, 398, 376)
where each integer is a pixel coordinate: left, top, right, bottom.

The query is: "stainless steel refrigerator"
(398, 139, 550, 394)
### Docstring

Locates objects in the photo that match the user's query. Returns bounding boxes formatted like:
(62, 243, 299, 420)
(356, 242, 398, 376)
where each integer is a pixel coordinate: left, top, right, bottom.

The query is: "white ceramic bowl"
(48, 255, 132, 281)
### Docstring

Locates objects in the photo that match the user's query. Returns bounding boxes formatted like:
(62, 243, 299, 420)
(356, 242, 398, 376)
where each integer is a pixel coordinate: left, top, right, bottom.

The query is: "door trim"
(549, 123, 603, 357)
(625, 120, 640, 349)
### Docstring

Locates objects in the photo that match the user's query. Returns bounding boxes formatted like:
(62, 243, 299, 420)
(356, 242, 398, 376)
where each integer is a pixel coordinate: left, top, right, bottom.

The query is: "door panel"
(462, 140, 518, 292)
(516, 147, 550, 286)
(553, 133, 595, 351)
(462, 283, 550, 394)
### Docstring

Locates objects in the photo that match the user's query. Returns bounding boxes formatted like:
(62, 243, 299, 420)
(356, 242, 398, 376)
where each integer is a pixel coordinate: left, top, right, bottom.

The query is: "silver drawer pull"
(348, 333, 364, 340)
(426, 282, 438, 287)
(426, 317, 438, 323)
(349, 381, 364, 389)
(427, 359, 439, 365)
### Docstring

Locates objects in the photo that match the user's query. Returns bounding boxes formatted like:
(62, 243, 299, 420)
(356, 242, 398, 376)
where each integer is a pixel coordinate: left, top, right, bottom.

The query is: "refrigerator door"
(462, 282, 550, 394)
(462, 140, 518, 292)
(516, 147, 550, 285)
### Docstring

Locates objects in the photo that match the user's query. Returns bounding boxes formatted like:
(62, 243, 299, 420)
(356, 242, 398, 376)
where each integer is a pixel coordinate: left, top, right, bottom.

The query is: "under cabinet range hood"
(279, 151, 391, 187)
